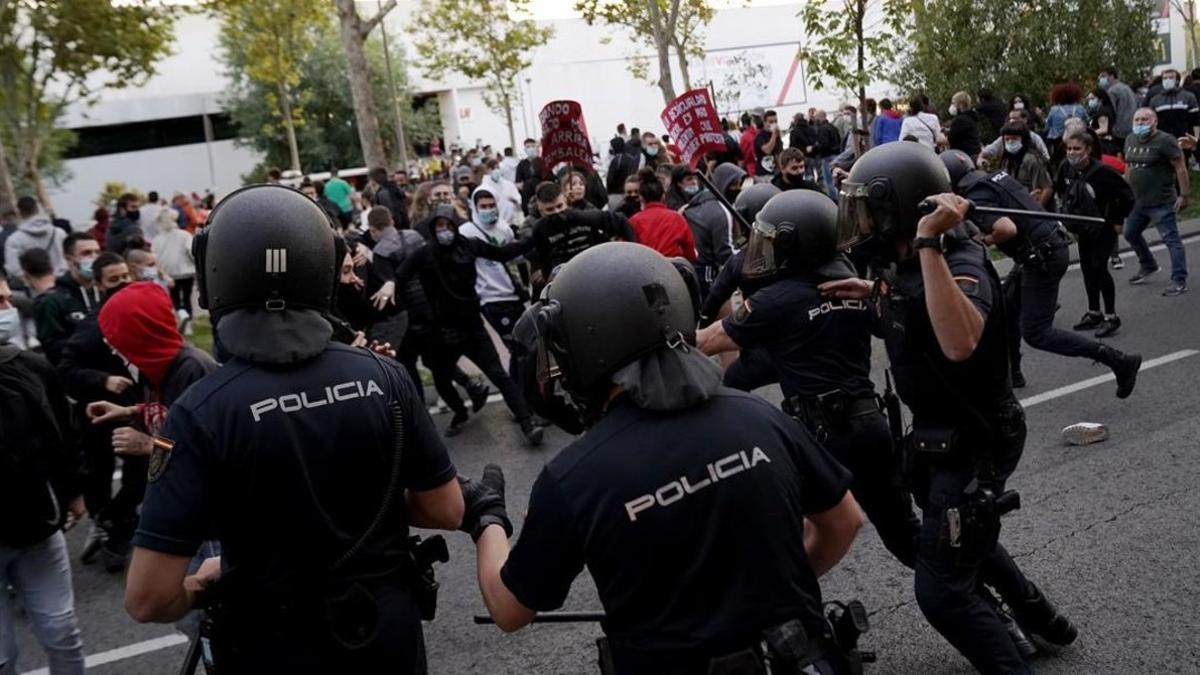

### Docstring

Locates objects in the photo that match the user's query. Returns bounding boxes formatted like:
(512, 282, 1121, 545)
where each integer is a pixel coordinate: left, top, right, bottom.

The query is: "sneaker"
(1011, 584, 1079, 647)
(445, 410, 469, 437)
(1011, 371, 1027, 389)
(81, 521, 108, 564)
(1129, 266, 1159, 284)
(1162, 284, 1189, 297)
(467, 383, 491, 413)
(1061, 422, 1109, 446)
(1110, 254, 1124, 270)
(182, 318, 194, 336)
(520, 418, 544, 446)
(1094, 316, 1121, 338)
(1072, 311, 1104, 331)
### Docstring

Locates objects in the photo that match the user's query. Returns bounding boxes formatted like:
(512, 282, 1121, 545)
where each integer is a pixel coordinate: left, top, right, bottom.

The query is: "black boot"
(981, 586, 1037, 658)
(1096, 345, 1142, 399)
(1011, 583, 1078, 647)
(520, 418, 544, 447)
(445, 410, 470, 437)
(467, 382, 491, 413)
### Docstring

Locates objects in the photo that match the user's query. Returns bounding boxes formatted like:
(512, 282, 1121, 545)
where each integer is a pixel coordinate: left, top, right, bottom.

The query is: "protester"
(88, 207, 111, 249)
(1009, 93, 1045, 132)
(460, 187, 528, 382)
(770, 148, 823, 193)
(5, 196, 68, 278)
(981, 108, 1051, 163)
(525, 181, 636, 296)
(640, 132, 667, 169)
(1099, 66, 1139, 148)
(1045, 82, 1090, 155)
(1124, 108, 1189, 296)
(323, 168, 354, 215)
(629, 167, 696, 261)
(947, 91, 983, 157)
(682, 163, 745, 294)
(998, 122, 1053, 204)
(811, 110, 843, 199)
(33, 233, 103, 365)
(739, 112, 759, 178)
(976, 88, 1009, 141)
(870, 98, 904, 146)
(1147, 67, 1200, 142)
(788, 112, 814, 155)
(754, 109, 783, 176)
(616, 174, 641, 219)
(1088, 87, 1119, 155)
(106, 194, 144, 255)
(665, 165, 699, 209)
(558, 167, 593, 210)
(899, 94, 944, 149)
(150, 208, 195, 334)
(482, 157, 525, 222)
(369, 166, 411, 230)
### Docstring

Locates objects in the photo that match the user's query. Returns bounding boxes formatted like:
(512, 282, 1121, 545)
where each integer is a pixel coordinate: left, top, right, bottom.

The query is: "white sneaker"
(1061, 422, 1108, 446)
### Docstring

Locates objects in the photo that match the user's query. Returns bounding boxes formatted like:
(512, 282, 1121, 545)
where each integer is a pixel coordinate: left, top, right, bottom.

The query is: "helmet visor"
(741, 217, 780, 279)
(534, 300, 566, 396)
(837, 181, 878, 249)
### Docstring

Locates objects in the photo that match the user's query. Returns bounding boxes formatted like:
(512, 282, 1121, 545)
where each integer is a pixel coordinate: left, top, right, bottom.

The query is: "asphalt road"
(11, 234, 1200, 675)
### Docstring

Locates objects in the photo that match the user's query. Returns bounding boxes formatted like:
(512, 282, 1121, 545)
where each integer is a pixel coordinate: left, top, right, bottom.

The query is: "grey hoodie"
(681, 163, 747, 270)
(4, 215, 67, 278)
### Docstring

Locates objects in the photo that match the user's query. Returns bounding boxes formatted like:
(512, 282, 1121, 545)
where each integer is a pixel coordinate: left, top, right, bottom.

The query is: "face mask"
(126, 208, 140, 221)
(1087, 98, 1099, 111)
(948, 104, 958, 116)
(1132, 124, 1153, 137)
(141, 265, 158, 281)
(0, 307, 18, 344)
(104, 281, 130, 300)
(767, 122, 778, 132)
(78, 256, 96, 280)
(435, 229, 456, 246)
(1098, 77, 1110, 89)
(1067, 154, 1089, 168)
(645, 145, 659, 157)
(682, 184, 700, 196)
(468, 157, 481, 167)
(489, 169, 501, 182)
(525, 146, 537, 158)
(477, 208, 499, 225)
(1012, 101, 1025, 111)
(1163, 78, 1178, 91)
(1004, 140, 1023, 154)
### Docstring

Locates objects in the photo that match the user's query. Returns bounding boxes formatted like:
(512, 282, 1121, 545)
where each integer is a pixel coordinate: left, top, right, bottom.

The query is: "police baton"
(917, 198, 1107, 226)
(696, 170, 754, 234)
(474, 611, 605, 624)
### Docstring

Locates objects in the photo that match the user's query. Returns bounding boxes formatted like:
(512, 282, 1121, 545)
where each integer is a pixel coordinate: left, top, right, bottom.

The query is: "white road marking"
(1019, 349, 1200, 407)
(19, 633, 188, 675)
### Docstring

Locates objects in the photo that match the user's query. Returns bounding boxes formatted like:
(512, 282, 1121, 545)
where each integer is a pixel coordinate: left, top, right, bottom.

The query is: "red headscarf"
(99, 281, 183, 387)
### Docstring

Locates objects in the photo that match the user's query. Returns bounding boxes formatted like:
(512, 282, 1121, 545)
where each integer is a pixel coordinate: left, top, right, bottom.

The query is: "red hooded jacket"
(98, 281, 183, 388)
(629, 201, 697, 262)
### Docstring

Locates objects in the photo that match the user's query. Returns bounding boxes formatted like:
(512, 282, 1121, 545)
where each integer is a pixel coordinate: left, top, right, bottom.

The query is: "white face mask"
(1163, 78, 1178, 91)
(489, 169, 501, 182)
(1013, 101, 1025, 110)
(0, 307, 18, 344)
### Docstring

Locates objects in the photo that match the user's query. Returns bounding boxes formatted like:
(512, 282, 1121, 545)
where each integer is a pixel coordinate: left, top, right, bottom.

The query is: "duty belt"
(783, 390, 880, 442)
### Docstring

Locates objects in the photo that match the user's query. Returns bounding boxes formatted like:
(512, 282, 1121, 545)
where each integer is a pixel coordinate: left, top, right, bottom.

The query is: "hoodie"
(681, 163, 746, 270)
(870, 108, 904, 146)
(4, 215, 67, 278)
(460, 186, 520, 305)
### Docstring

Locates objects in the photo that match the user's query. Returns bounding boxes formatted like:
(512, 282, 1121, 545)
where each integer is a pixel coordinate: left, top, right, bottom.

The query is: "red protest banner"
(660, 88, 727, 169)
(539, 100, 593, 176)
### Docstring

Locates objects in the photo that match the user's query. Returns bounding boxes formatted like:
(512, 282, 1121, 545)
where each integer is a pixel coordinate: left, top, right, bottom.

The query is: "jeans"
(0, 532, 85, 675)
(1019, 245, 1104, 359)
(1125, 202, 1188, 285)
(820, 156, 839, 202)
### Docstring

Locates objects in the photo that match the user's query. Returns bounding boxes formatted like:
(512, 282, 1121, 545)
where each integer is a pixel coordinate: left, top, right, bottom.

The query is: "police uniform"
(723, 274, 920, 567)
(500, 389, 851, 675)
(134, 342, 454, 672)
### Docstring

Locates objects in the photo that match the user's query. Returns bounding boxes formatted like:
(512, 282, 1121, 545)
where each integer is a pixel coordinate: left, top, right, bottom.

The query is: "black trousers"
(480, 300, 526, 383)
(82, 418, 147, 539)
(431, 319, 530, 420)
(395, 326, 477, 405)
(1019, 245, 1104, 359)
(1078, 227, 1118, 315)
(170, 276, 195, 316)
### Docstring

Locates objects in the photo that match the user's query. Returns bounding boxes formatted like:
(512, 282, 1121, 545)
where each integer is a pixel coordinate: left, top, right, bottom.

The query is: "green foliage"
(0, 0, 175, 202)
(798, 0, 908, 100)
(576, 0, 715, 91)
(220, 21, 440, 172)
(411, 0, 553, 145)
(96, 181, 146, 209)
(897, 0, 1159, 110)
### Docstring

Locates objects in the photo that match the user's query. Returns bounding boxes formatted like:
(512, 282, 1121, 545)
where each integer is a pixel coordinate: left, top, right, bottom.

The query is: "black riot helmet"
(733, 183, 781, 225)
(536, 242, 695, 403)
(837, 142, 952, 249)
(939, 149, 977, 192)
(743, 189, 838, 278)
(195, 184, 338, 317)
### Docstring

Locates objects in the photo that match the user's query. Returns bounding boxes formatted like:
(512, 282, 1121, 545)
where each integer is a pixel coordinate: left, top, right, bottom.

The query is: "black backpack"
(1059, 163, 1104, 236)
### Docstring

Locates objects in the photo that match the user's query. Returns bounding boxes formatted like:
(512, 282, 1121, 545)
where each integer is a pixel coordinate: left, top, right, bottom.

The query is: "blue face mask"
(645, 145, 659, 157)
(0, 307, 18, 344)
(435, 229, 456, 246)
(1004, 140, 1023, 154)
(477, 208, 499, 225)
(682, 184, 700, 196)
(1098, 76, 1110, 89)
(1132, 124, 1153, 137)
(1087, 98, 1099, 111)
(78, 256, 96, 280)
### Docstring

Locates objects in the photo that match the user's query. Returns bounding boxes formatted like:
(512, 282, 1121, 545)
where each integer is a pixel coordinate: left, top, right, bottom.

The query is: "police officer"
(696, 189, 921, 568)
(821, 143, 1077, 674)
(471, 242, 866, 675)
(940, 149, 1142, 397)
(698, 183, 780, 393)
(122, 185, 468, 674)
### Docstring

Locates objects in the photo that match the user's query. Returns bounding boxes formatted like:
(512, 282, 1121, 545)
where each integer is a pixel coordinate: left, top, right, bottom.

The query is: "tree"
(211, 0, 326, 173)
(577, 0, 714, 104)
(0, 1, 175, 214)
(411, 0, 553, 151)
(333, 0, 396, 170)
(1170, 0, 1199, 71)
(897, 0, 1158, 113)
(221, 21, 440, 177)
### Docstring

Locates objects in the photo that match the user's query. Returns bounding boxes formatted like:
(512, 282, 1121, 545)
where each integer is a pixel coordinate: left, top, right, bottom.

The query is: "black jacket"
(106, 215, 144, 253)
(948, 111, 983, 158)
(372, 182, 411, 230)
(812, 122, 842, 158)
(526, 208, 636, 275)
(57, 304, 142, 406)
(33, 274, 102, 365)
(0, 344, 84, 547)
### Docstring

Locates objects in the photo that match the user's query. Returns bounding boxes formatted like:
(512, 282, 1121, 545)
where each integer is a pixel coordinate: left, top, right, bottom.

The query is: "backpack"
(1059, 163, 1104, 236)
(0, 347, 67, 544)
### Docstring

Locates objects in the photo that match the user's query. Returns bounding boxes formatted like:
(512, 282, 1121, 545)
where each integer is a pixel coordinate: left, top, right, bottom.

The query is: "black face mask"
(103, 282, 130, 301)
(125, 208, 140, 222)
(785, 173, 806, 185)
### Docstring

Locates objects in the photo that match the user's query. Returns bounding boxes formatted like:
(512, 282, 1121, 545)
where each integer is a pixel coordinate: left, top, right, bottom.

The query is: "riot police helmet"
(939, 149, 977, 192)
(837, 142, 952, 249)
(733, 183, 782, 225)
(536, 242, 695, 403)
(743, 189, 838, 278)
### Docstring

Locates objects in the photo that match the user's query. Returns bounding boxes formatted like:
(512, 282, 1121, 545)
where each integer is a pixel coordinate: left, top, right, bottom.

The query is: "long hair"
(1049, 82, 1083, 106)
(999, 122, 1034, 176)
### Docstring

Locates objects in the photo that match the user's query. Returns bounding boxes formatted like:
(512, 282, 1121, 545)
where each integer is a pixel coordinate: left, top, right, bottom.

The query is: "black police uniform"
(501, 389, 852, 675)
(133, 343, 455, 673)
(699, 249, 780, 392)
(723, 275, 921, 567)
(960, 170, 1107, 370)
(876, 228, 1042, 675)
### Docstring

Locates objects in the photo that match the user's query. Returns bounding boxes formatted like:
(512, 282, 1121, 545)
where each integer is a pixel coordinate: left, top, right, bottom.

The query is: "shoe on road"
(520, 418, 544, 447)
(1129, 267, 1159, 284)
(1061, 422, 1109, 446)
(1110, 255, 1124, 270)
(1011, 583, 1079, 647)
(80, 521, 108, 564)
(1011, 371, 1027, 389)
(467, 384, 491, 413)
(1097, 346, 1141, 399)
(1094, 316, 1121, 338)
(1162, 284, 1188, 297)
(445, 410, 470, 437)
(1072, 311, 1104, 331)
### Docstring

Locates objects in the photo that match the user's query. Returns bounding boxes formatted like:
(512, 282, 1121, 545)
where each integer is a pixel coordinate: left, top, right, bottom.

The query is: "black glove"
(458, 464, 513, 542)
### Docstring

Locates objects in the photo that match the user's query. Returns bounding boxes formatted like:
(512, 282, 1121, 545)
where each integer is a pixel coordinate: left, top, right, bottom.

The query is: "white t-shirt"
(899, 112, 942, 149)
(458, 220, 520, 305)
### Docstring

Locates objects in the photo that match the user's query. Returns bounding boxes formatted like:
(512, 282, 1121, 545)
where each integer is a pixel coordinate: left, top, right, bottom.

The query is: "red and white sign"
(660, 88, 727, 169)
(539, 100, 593, 176)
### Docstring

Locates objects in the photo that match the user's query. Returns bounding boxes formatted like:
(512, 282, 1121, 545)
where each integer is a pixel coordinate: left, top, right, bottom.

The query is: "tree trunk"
(334, 0, 387, 170)
(0, 137, 16, 215)
(854, 0, 867, 158)
(23, 154, 52, 216)
(278, 81, 302, 173)
(674, 42, 692, 91)
(502, 91, 517, 152)
(646, 1, 677, 104)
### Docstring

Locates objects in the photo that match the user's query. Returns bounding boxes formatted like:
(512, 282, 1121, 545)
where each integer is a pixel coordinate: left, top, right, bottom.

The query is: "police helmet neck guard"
(837, 142, 952, 252)
(939, 149, 977, 193)
(534, 242, 696, 415)
(744, 189, 839, 279)
(733, 183, 781, 226)
(195, 184, 339, 318)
